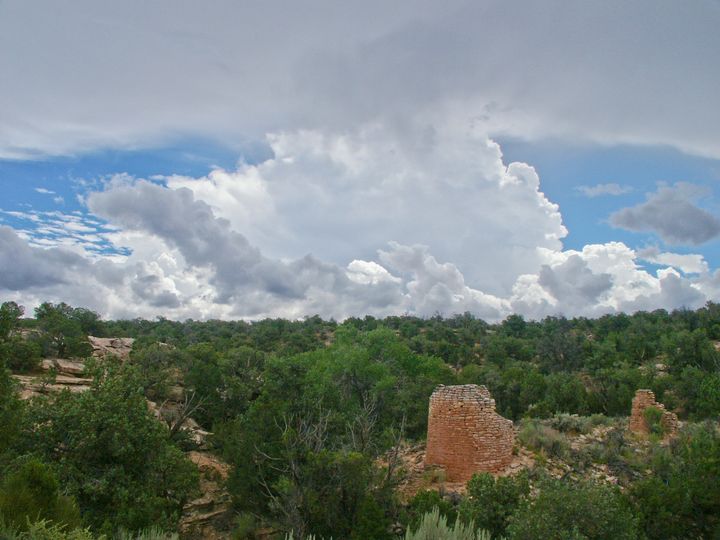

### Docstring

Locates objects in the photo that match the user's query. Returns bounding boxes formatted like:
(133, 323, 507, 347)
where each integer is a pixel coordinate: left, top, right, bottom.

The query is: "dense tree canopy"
(0, 301, 719, 538)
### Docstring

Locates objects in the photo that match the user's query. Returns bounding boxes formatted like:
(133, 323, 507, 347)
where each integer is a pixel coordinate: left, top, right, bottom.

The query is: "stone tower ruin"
(629, 389, 678, 438)
(425, 384, 514, 482)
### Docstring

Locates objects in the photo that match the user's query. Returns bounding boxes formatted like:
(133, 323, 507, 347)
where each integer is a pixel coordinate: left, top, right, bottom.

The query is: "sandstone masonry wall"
(629, 389, 679, 438)
(425, 384, 514, 482)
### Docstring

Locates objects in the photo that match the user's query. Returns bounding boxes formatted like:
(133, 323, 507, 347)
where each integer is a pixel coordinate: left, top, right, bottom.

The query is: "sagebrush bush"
(404, 490, 457, 532)
(548, 413, 611, 434)
(517, 419, 569, 458)
(0, 519, 94, 540)
(405, 507, 493, 540)
(114, 526, 178, 540)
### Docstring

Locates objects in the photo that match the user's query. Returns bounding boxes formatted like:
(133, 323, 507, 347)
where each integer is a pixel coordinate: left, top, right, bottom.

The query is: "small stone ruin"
(425, 384, 514, 482)
(629, 389, 678, 438)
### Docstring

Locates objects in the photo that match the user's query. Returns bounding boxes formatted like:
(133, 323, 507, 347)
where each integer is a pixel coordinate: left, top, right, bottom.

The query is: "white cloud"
(637, 247, 709, 274)
(576, 183, 633, 197)
(165, 123, 567, 297)
(1, 127, 717, 322)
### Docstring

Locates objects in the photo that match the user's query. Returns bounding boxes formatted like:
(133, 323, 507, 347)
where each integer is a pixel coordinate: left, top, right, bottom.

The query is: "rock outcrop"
(14, 373, 93, 399)
(425, 384, 514, 482)
(87, 336, 135, 361)
(179, 452, 233, 539)
(14, 357, 92, 399)
(629, 389, 679, 438)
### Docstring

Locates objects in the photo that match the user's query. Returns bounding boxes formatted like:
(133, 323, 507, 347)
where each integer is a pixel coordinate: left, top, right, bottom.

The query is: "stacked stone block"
(629, 389, 678, 438)
(425, 384, 514, 482)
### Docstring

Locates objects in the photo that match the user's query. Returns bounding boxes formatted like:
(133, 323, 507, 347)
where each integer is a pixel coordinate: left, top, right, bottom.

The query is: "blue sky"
(1, 0, 719, 321)
(498, 139, 720, 268)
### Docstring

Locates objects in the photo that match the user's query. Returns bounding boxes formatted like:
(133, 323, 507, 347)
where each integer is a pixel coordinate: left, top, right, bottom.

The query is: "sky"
(1, 0, 720, 322)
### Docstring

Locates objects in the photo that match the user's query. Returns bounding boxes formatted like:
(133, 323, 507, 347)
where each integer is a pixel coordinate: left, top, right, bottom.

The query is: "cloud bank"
(0, 127, 716, 321)
(1, 0, 720, 159)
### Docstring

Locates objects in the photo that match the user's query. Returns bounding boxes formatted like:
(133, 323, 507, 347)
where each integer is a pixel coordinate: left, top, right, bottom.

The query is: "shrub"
(404, 490, 457, 532)
(22, 364, 198, 533)
(506, 479, 638, 539)
(405, 507, 492, 540)
(547, 413, 611, 435)
(1, 339, 42, 373)
(517, 419, 569, 459)
(232, 512, 258, 540)
(0, 459, 81, 531)
(458, 472, 529, 538)
(631, 423, 720, 539)
(0, 364, 24, 456)
(643, 406, 665, 437)
(0, 519, 95, 540)
(115, 527, 178, 540)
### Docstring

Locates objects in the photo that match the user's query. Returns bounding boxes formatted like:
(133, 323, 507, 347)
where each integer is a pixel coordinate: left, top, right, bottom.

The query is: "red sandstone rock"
(629, 389, 678, 438)
(425, 384, 514, 482)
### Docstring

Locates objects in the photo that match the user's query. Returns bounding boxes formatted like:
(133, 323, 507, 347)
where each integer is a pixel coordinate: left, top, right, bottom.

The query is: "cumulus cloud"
(610, 183, 720, 245)
(0, 128, 718, 321)
(377, 242, 508, 320)
(637, 247, 709, 274)
(537, 255, 613, 311)
(618, 268, 706, 313)
(576, 183, 633, 197)
(0, 226, 89, 289)
(166, 123, 567, 297)
(507, 242, 710, 319)
(85, 176, 408, 318)
(87, 179, 271, 302)
(1, 1, 720, 159)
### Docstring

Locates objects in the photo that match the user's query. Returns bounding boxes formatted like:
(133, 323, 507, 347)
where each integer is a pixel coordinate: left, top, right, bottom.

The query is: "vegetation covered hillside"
(1, 301, 719, 539)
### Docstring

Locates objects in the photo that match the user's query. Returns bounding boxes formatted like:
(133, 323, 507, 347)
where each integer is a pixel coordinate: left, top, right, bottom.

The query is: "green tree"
(541, 372, 589, 416)
(0, 362, 23, 460)
(693, 372, 720, 419)
(21, 362, 197, 532)
(631, 423, 720, 539)
(458, 472, 529, 538)
(0, 301, 23, 341)
(506, 479, 638, 539)
(662, 328, 719, 374)
(536, 317, 589, 373)
(1, 339, 42, 373)
(184, 344, 266, 428)
(33, 303, 91, 359)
